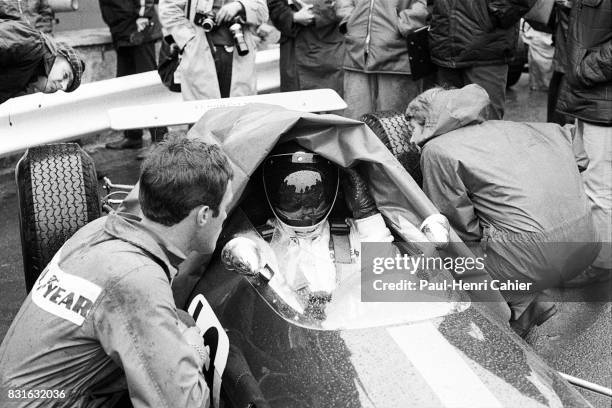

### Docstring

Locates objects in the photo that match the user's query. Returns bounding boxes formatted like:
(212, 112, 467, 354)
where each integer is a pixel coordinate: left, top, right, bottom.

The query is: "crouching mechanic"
(0, 137, 234, 407)
(406, 84, 600, 337)
(261, 142, 449, 307)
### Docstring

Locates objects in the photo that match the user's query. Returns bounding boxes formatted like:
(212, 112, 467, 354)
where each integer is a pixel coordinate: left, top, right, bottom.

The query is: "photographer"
(159, 0, 268, 101)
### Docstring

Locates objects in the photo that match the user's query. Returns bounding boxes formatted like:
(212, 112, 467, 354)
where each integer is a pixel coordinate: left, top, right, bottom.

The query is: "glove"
(420, 214, 450, 249)
(342, 167, 378, 219)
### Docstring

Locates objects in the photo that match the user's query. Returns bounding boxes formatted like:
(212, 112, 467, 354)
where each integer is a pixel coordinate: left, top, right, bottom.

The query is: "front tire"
(16, 143, 101, 292)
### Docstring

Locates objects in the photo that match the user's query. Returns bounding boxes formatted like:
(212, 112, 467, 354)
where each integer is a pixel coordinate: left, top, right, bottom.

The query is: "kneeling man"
(0, 137, 233, 407)
(406, 84, 600, 336)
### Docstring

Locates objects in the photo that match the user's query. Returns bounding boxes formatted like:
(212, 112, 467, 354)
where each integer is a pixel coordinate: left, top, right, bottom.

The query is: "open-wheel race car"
(14, 96, 603, 408)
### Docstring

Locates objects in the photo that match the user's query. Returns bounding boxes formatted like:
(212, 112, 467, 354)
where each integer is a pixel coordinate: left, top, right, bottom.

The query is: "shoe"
(561, 266, 611, 288)
(105, 137, 143, 150)
(510, 297, 557, 338)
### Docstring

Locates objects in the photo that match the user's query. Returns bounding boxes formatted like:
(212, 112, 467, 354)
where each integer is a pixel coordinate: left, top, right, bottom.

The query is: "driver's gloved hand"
(342, 167, 378, 219)
(420, 214, 450, 249)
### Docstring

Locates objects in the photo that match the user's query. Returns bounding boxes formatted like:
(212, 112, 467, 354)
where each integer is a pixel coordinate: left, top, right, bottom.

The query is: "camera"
(194, 10, 216, 32)
(229, 18, 249, 56)
(194, 11, 249, 56)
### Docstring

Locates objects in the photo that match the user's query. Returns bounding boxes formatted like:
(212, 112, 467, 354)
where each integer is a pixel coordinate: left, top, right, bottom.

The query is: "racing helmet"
(263, 142, 339, 232)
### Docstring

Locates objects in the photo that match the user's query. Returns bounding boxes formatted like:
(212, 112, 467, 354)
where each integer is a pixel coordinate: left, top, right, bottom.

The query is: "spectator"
(522, 22, 554, 91)
(428, 0, 534, 119)
(557, 0, 611, 283)
(100, 0, 168, 151)
(269, 0, 344, 96)
(407, 84, 600, 337)
(547, 0, 572, 125)
(334, 0, 428, 120)
(0, 0, 54, 33)
(0, 16, 84, 104)
(159, 0, 268, 101)
(0, 136, 234, 408)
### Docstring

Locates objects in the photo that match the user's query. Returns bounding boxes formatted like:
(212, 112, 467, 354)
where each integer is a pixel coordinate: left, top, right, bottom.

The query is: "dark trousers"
(547, 71, 568, 126)
(212, 45, 233, 98)
(434, 64, 509, 120)
(116, 42, 167, 141)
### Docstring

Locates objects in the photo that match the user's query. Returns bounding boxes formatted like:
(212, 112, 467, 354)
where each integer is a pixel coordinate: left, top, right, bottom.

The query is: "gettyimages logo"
(360, 242, 611, 303)
(371, 253, 486, 275)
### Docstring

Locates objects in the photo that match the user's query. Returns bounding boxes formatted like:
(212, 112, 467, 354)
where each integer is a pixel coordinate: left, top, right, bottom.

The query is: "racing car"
(14, 98, 602, 407)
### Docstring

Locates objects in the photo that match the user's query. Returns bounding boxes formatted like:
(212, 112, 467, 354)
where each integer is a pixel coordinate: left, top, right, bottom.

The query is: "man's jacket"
(0, 0, 54, 33)
(429, 0, 534, 68)
(268, 0, 345, 95)
(0, 16, 55, 104)
(99, 0, 162, 47)
(158, 0, 268, 100)
(557, 0, 612, 125)
(0, 213, 209, 408)
(416, 85, 599, 284)
(551, 2, 572, 74)
(334, 0, 428, 75)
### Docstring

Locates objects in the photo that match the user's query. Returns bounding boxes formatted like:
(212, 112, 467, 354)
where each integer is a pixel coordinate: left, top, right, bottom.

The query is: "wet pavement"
(0, 75, 609, 407)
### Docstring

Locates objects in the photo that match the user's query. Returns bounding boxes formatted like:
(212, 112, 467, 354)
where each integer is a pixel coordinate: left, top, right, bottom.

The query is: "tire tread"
(361, 111, 423, 186)
(16, 143, 100, 292)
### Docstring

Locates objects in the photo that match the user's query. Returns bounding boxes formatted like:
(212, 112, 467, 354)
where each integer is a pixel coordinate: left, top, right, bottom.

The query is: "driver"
(262, 142, 450, 304)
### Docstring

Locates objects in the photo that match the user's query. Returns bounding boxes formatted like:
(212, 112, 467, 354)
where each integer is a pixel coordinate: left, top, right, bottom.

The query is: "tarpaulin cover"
(119, 104, 510, 321)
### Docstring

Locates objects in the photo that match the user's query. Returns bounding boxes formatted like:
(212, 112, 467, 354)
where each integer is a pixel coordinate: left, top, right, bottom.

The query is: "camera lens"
(230, 23, 249, 56)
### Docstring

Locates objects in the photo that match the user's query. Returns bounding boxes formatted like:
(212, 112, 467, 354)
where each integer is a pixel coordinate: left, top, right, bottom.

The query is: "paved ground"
(0, 75, 610, 406)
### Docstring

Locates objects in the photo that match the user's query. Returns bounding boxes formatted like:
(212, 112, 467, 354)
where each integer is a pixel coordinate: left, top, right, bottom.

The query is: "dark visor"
(263, 152, 339, 228)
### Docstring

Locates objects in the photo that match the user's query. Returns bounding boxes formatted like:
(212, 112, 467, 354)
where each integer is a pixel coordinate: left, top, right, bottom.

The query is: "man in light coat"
(334, 0, 428, 120)
(159, 0, 268, 101)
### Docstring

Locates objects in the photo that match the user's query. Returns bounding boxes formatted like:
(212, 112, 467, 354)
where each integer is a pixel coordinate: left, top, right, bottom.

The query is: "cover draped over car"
(119, 104, 510, 321)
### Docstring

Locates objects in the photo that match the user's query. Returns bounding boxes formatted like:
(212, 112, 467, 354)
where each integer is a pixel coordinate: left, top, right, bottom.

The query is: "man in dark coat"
(428, 0, 535, 119)
(0, 0, 55, 33)
(547, 0, 572, 125)
(268, 0, 344, 96)
(99, 0, 166, 150)
(557, 0, 611, 282)
(0, 16, 84, 104)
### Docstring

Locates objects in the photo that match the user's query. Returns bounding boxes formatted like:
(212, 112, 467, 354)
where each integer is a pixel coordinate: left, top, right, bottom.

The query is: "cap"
(55, 42, 85, 92)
